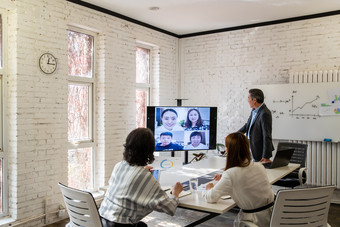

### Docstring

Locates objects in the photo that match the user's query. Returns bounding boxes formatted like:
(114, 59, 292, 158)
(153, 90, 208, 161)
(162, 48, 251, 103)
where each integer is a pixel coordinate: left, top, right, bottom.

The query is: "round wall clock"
(39, 53, 57, 74)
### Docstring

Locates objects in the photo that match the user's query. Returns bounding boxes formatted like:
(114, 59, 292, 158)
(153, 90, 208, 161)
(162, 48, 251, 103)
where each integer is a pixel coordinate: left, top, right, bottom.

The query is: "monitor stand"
(174, 98, 189, 164)
(171, 150, 189, 165)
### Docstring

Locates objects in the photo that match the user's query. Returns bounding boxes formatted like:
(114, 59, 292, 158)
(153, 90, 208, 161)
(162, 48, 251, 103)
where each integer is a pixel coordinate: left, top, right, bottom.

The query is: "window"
(67, 29, 95, 190)
(136, 46, 151, 128)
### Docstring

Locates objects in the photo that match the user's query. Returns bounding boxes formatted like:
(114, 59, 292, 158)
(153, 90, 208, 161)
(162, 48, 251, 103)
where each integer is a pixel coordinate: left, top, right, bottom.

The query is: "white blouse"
(203, 162, 274, 226)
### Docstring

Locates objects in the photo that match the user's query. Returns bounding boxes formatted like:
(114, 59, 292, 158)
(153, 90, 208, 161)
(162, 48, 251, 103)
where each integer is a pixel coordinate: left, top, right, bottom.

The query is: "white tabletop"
(266, 163, 300, 184)
(160, 156, 300, 214)
(159, 156, 225, 187)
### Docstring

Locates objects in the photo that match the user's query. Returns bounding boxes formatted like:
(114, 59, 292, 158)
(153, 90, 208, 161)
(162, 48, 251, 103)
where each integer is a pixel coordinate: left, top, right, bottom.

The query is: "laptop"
(262, 148, 295, 169)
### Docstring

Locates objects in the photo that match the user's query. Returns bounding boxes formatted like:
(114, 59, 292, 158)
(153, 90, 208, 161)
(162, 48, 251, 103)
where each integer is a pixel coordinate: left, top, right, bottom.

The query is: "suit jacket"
(238, 104, 274, 161)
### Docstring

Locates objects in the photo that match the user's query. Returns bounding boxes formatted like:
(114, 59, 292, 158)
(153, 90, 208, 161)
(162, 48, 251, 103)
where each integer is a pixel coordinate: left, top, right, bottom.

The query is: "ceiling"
(79, 0, 340, 36)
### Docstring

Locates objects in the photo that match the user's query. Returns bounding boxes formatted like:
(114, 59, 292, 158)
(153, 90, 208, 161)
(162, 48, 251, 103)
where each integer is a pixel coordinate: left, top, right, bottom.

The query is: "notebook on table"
(262, 148, 295, 169)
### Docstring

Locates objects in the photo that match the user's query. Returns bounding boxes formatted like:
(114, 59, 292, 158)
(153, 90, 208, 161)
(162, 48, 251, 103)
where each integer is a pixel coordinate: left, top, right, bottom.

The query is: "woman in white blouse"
(203, 132, 274, 227)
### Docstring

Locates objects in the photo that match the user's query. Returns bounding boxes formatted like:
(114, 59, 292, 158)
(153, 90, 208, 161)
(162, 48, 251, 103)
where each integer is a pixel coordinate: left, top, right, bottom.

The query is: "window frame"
(0, 8, 8, 217)
(68, 81, 94, 144)
(136, 43, 152, 128)
(67, 27, 96, 191)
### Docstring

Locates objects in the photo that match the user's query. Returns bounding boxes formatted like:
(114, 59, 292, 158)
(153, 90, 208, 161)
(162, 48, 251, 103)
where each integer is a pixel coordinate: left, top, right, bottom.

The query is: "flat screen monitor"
(147, 106, 217, 151)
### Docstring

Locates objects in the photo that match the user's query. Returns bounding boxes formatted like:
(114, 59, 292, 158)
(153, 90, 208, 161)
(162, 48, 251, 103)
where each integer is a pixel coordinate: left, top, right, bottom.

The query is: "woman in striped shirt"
(99, 128, 183, 227)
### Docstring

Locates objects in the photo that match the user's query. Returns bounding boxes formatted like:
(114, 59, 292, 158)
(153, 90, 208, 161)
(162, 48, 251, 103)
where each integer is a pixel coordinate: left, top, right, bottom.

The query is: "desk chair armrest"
(239, 221, 259, 227)
(298, 167, 307, 185)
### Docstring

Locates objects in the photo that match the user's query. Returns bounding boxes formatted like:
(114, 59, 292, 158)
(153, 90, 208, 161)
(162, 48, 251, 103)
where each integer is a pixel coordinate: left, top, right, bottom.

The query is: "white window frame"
(136, 42, 153, 127)
(67, 27, 96, 191)
(0, 8, 8, 217)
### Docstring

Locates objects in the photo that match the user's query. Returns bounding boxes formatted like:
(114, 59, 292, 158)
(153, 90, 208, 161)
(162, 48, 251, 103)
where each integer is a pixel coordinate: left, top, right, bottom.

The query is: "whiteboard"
(244, 82, 340, 142)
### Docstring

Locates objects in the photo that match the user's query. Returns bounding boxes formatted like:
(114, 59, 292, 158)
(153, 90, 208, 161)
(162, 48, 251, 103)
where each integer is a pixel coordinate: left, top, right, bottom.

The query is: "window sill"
(0, 216, 15, 226)
(93, 191, 105, 199)
(93, 189, 106, 205)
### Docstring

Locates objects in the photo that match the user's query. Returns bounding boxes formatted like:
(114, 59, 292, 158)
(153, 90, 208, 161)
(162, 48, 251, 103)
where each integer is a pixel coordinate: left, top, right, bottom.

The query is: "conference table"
(159, 156, 300, 227)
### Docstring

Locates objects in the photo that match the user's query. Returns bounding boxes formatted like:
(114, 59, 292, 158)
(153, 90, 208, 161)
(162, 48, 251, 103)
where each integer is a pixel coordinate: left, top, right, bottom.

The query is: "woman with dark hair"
(203, 132, 274, 227)
(184, 131, 208, 149)
(184, 109, 208, 130)
(99, 128, 183, 227)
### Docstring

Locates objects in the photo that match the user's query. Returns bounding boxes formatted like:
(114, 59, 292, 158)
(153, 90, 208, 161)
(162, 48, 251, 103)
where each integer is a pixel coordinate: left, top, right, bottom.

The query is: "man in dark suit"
(238, 89, 274, 163)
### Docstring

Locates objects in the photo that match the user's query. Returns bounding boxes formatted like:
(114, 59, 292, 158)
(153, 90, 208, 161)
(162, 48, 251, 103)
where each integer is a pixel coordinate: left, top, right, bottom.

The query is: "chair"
(273, 142, 308, 188)
(58, 182, 103, 227)
(271, 185, 336, 227)
(240, 185, 336, 227)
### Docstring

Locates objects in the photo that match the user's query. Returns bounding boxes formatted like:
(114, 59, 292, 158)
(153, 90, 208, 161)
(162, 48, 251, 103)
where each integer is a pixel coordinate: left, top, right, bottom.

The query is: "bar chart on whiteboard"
(245, 82, 340, 141)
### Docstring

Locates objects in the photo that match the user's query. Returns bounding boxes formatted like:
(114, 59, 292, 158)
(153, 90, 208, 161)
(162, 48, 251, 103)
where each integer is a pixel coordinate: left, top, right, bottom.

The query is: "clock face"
(39, 53, 57, 74)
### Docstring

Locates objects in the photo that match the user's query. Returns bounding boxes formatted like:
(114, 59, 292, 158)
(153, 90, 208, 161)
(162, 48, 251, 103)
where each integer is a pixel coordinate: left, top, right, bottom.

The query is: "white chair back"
(270, 186, 335, 227)
(58, 182, 103, 227)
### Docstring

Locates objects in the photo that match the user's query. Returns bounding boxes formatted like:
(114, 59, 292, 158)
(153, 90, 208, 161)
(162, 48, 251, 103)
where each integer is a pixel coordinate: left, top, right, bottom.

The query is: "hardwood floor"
(47, 203, 340, 227)
(328, 203, 340, 227)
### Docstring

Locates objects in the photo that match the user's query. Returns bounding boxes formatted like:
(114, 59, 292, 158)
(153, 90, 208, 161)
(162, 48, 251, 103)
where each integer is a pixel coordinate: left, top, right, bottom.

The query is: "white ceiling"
(81, 0, 340, 36)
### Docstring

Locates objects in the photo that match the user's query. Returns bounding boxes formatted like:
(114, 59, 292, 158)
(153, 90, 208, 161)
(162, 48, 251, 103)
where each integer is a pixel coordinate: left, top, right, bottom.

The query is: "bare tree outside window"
(136, 46, 150, 128)
(68, 30, 93, 78)
(136, 47, 149, 83)
(136, 89, 147, 128)
(68, 29, 94, 190)
(68, 84, 90, 141)
(68, 148, 92, 190)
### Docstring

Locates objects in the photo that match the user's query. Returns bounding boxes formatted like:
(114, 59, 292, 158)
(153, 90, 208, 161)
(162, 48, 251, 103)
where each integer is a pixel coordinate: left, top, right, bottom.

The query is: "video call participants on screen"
(184, 131, 208, 150)
(154, 107, 210, 151)
(155, 132, 184, 151)
(184, 108, 208, 131)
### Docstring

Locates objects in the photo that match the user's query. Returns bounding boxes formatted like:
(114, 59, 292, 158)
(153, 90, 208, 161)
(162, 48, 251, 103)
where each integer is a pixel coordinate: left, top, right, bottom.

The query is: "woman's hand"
(206, 183, 214, 190)
(144, 166, 153, 172)
(172, 182, 184, 197)
(213, 173, 222, 181)
(259, 158, 271, 164)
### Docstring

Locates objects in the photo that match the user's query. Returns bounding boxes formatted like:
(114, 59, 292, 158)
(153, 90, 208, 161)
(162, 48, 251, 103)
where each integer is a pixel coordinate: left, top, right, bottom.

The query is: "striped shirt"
(99, 161, 179, 224)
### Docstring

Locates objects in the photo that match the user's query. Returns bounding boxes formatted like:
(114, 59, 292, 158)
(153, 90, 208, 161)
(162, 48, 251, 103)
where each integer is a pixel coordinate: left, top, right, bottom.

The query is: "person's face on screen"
(161, 111, 178, 130)
(248, 93, 256, 109)
(191, 135, 201, 147)
(188, 110, 199, 126)
(160, 135, 172, 146)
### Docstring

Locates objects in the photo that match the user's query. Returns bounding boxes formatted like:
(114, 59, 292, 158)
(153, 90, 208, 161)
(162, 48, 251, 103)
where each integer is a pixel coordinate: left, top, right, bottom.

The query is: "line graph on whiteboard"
(270, 88, 340, 119)
(271, 90, 320, 120)
(255, 82, 340, 141)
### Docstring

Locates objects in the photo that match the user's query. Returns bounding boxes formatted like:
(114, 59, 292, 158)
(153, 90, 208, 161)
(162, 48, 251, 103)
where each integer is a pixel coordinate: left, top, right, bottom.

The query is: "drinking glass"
(189, 178, 198, 192)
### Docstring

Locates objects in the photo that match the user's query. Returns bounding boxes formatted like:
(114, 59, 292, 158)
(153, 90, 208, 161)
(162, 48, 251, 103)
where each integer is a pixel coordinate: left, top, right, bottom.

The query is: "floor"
(47, 203, 340, 227)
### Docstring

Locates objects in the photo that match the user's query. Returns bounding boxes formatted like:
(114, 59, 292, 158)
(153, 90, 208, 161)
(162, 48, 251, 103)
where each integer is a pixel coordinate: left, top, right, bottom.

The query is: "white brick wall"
(2, 0, 340, 226)
(180, 15, 340, 144)
(2, 0, 179, 226)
